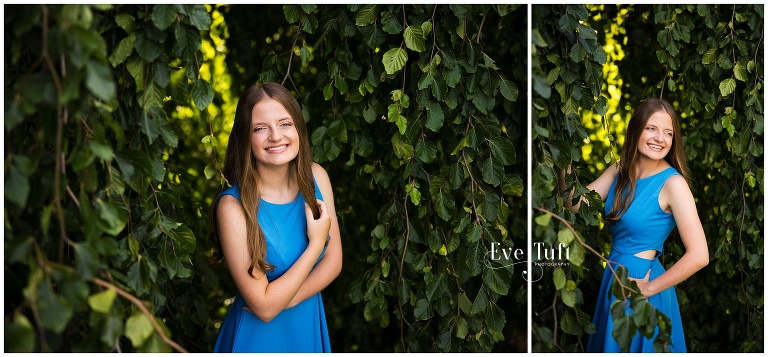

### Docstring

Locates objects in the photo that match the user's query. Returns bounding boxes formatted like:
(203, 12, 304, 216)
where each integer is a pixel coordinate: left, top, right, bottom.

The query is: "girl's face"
(250, 98, 300, 169)
(636, 110, 674, 162)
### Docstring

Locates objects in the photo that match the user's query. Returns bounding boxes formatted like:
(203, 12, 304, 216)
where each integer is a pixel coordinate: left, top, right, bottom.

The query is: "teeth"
(267, 144, 287, 151)
(650, 144, 662, 150)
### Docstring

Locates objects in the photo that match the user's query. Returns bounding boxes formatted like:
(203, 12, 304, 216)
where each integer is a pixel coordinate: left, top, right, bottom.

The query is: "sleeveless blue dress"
(213, 180, 331, 352)
(587, 167, 687, 352)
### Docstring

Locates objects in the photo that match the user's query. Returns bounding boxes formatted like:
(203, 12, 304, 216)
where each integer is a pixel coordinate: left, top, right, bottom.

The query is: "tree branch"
(47, 261, 189, 353)
(282, 22, 302, 87)
(535, 207, 637, 299)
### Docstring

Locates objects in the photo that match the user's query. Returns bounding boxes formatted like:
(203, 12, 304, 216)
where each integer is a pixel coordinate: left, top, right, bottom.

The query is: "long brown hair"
(209, 82, 320, 277)
(605, 98, 690, 222)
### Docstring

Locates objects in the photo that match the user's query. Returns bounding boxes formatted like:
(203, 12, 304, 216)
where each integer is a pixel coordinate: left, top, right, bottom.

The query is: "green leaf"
(456, 317, 469, 339)
(434, 192, 456, 221)
(300, 4, 316, 13)
(139, 81, 164, 109)
(702, 48, 717, 64)
(553, 267, 566, 290)
(426, 101, 445, 132)
(151, 4, 178, 30)
(482, 157, 503, 186)
(535, 213, 552, 226)
(406, 182, 421, 206)
(157, 119, 179, 147)
(192, 80, 213, 110)
(88, 141, 115, 161)
(382, 47, 408, 75)
(557, 227, 574, 246)
(404, 25, 426, 52)
(88, 289, 117, 313)
(115, 13, 135, 32)
(140, 112, 161, 144)
(483, 265, 511, 295)
(719, 78, 737, 97)
(577, 24, 597, 41)
(135, 30, 161, 62)
(174, 22, 202, 58)
(125, 313, 154, 348)
(127, 259, 152, 297)
(186, 4, 211, 30)
(74, 242, 100, 279)
(499, 79, 518, 102)
(283, 5, 300, 23)
(415, 139, 437, 163)
(96, 199, 128, 236)
(486, 302, 506, 332)
(561, 286, 576, 307)
(355, 4, 378, 26)
(300, 46, 310, 64)
(126, 58, 145, 91)
(414, 298, 432, 321)
(5, 165, 30, 208)
(159, 238, 192, 279)
(108, 33, 135, 67)
(4, 99, 23, 131)
(488, 137, 516, 165)
(37, 281, 73, 334)
(86, 60, 116, 102)
(5, 314, 35, 352)
(167, 224, 196, 253)
(300, 13, 319, 34)
(611, 300, 637, 351)
(733, 62, 748, 82)
(204, 162, 217, 179)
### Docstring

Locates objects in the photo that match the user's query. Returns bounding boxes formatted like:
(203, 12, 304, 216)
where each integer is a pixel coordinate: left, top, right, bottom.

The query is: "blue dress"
(213, 180, 331, 352)
(587, 167, 687, 352)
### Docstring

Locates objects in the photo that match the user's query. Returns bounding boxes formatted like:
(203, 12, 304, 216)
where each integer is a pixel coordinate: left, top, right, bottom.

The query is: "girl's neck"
(635, 156, 668, 179)
(256, 163, 297, 202)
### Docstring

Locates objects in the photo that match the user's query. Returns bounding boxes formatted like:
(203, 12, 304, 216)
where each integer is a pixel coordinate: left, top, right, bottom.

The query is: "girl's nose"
(269, 127, 282, 141)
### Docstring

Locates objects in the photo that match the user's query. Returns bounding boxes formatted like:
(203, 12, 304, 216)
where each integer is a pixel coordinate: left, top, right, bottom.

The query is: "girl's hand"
(305, 199, 331, 247)
(629, 269, 651, 297)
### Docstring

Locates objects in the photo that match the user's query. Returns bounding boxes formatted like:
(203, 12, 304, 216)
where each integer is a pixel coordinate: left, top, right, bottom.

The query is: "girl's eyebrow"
(252, 117, 293, 126)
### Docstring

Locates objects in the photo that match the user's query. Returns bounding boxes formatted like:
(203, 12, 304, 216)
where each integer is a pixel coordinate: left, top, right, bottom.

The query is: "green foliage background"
(4, 4, 526, 352)
(532, 4, 764, 353)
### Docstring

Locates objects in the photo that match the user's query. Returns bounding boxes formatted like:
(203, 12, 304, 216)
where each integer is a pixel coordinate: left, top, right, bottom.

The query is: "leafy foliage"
(532, 4, 764, 353)
(5, 4, 526, 352)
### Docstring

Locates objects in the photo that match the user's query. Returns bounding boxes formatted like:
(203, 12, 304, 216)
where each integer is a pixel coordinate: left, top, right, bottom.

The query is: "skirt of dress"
(587, 250, 687, 353)
(213, 292, 331, 352)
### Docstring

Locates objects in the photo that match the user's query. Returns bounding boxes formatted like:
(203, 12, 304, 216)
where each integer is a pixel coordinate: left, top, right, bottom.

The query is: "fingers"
(316, 199, 328, 219)
(304, 199, 328, 220)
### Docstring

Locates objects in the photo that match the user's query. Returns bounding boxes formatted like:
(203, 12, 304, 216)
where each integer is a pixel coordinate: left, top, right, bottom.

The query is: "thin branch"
(48, 261, 189, 353)
(65, 186, 81, 210)
(38, 5, 68, 262)
(397, 197, 411, 352)
(92, 277, 188, 353)
(282, 22, 302, 86)
(535, 207, 637, 299)
(476, 13, 487, 44)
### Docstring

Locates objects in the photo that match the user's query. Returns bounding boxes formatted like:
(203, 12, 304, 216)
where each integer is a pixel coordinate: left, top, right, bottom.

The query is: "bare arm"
(560, 163, 620, 213)
(286, 163, 343, 308)
(217, 192, 331, 322)
(633, 175, 709, 297)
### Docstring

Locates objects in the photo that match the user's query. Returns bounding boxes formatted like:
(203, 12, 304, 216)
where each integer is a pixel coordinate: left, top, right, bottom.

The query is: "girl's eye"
(665, 131, 673, 137)
(280, 122, 293, 127)
(254, 127, 265, 132)
(646, 127, 655, 131)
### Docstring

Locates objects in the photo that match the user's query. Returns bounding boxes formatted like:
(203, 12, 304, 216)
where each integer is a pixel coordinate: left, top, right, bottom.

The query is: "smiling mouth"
(648, 144, 663, 151)
(266, 144, 289, 152)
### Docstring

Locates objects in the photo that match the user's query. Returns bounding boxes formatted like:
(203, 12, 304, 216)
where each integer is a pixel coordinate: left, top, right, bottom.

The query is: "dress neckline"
(638, 166, 674, 180)
(260, 192, 301, 206)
